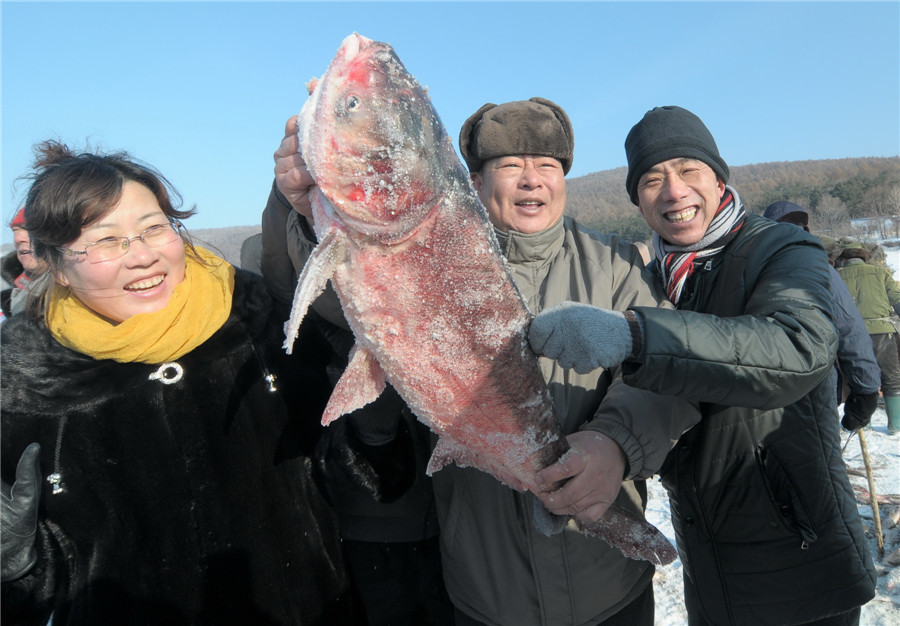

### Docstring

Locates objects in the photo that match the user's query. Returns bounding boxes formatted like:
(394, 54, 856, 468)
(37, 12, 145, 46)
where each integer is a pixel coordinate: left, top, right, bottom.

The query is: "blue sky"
(2, 1, 898, 232)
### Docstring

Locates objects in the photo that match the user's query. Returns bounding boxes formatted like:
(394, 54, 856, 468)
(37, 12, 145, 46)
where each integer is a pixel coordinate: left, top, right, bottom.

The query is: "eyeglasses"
(57, 221, 183, 264)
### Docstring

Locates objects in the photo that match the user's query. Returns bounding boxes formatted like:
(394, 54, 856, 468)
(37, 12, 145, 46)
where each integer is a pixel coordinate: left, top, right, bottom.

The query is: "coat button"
(684, 516, 695, 526)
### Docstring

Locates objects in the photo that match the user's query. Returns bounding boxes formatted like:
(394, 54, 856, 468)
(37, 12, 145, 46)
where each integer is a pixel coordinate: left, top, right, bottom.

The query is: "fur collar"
(1, 269, 273, 415)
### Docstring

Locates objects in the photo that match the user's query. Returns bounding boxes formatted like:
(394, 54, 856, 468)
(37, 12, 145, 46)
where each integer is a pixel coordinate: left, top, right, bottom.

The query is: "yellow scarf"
(45, 247, 235, 364)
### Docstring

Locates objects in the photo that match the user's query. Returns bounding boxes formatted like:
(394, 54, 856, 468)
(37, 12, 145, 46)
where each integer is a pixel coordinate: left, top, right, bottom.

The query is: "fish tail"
(577, 505, 678, 566)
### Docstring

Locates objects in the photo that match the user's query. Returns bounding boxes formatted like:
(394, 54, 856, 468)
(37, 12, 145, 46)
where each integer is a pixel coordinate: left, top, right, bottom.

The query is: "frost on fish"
(285, 32, 677, 566)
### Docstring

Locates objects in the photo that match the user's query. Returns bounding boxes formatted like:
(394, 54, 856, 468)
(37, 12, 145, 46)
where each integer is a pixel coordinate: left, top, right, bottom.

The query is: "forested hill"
(163, 156, 900, 269)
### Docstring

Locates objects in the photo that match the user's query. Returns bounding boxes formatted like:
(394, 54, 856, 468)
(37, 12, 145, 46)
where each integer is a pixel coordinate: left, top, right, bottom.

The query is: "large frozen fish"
(284, 32, 676, 566)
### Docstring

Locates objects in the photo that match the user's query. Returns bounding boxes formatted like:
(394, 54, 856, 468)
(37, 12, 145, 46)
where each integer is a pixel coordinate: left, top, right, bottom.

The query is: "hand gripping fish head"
(284, 33, 677, 566)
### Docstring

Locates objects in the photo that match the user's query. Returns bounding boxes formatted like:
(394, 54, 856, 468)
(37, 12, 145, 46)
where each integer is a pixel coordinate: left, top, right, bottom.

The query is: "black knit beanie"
(459, 97, 574, 174)
(624, 106, 729, 204)
(763, 201, 808, 223)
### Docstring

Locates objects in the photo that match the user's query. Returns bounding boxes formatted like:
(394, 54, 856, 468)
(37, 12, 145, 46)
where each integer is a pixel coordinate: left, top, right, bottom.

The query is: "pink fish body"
(284, 33, 676, 566)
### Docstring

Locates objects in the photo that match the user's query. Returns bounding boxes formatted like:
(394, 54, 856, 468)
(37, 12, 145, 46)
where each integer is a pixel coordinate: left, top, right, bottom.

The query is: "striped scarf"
(653, 186, 746, 305)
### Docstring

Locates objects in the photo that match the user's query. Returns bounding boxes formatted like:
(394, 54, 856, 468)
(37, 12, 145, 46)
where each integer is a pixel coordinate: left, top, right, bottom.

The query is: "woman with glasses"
(0, 141, 368, 624)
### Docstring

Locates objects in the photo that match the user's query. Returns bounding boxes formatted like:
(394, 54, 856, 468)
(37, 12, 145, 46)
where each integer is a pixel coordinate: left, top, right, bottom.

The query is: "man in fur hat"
(261, 98, 697, 626)
(530, 106, 875, 624)
(837, 242, 900, 434)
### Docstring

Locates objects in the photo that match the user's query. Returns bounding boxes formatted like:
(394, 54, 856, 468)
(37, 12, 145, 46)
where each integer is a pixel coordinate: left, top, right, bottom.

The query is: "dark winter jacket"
(627, 215, 876, 625)
(1, 270, 358, 625)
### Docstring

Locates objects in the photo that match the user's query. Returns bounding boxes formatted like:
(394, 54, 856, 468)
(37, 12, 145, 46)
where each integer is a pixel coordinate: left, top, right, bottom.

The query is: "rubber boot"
(883, 394, 900, 435)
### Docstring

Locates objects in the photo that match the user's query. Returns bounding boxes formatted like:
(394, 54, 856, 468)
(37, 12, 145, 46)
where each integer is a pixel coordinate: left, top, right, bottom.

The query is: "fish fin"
(576, 504, 678, 566)
(322, 346, 387, 426)
(425, 436, 459, 475)
(427, 436, 495, 476)
(283, 227, 344, 354)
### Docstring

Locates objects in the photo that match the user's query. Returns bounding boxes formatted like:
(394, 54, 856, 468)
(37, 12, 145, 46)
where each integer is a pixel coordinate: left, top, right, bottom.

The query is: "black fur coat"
(1, 270, 357, 625)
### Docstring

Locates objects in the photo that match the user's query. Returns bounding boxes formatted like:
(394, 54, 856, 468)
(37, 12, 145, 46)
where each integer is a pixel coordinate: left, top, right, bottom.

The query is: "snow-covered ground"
(645, 247, 900, 624)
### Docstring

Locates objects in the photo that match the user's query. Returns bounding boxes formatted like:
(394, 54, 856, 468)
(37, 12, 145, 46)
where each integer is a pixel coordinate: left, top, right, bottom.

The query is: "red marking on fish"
(284, 32, 676, 566)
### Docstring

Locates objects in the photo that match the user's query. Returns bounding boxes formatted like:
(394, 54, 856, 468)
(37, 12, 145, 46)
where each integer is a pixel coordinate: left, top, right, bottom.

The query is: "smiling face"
(471, 155, 567, 234)
(635, 158, 726, 246)
(57, 181, 187, 323)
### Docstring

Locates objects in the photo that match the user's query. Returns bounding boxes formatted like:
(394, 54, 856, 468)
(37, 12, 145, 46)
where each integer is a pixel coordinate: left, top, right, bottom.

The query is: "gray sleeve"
(583, 375, 700, 480)
(260, 180, 306, 307)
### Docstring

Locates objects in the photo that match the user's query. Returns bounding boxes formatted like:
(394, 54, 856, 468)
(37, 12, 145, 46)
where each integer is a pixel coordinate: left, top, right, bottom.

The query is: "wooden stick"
(857, 429, 885, 559)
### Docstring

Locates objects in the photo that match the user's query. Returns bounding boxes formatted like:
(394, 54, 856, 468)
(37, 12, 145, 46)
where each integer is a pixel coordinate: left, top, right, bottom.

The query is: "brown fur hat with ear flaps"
(838, 242, 870, 262)
(459, 97, 574, 174)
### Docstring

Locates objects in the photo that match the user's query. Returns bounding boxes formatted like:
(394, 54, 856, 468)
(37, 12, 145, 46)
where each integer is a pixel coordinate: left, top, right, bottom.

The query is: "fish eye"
(346, 94, 360, 111)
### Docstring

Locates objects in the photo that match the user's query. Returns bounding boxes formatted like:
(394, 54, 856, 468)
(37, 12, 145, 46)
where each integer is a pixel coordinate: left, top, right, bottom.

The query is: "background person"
(763, 201, 881, 431)
(837, 242, 900, 434)
(1, 207, 44, 317)
(530, 105, 876, 625)
(0, 141, 396, 625)
(242, 227, 450, 626)
(263, 99, 698, 626)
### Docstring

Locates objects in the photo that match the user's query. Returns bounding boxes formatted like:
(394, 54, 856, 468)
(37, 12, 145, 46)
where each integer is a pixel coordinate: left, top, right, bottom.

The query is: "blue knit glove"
(529, 302, 640, 374)
(1, 443, 41, 582)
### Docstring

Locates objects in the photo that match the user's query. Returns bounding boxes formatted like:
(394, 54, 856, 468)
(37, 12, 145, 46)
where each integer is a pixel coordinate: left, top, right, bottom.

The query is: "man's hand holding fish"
(533, 430, 626, 525)
(273, 114, 315, 220)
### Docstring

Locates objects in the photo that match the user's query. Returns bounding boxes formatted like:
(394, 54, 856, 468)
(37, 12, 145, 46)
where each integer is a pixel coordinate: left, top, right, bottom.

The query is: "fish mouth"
(337, 32, 374, 61)
(124, 274, 165, 292)
(664, 206, 698, 223)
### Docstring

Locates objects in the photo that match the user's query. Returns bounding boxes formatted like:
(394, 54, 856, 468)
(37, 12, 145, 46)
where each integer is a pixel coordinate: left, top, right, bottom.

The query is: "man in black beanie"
(261, 99, 699, 626)
(530, 105, 876, 625)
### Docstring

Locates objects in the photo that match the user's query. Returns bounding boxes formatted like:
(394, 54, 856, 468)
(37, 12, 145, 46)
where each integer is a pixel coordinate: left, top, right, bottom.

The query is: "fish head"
(299, 33, 455, 245)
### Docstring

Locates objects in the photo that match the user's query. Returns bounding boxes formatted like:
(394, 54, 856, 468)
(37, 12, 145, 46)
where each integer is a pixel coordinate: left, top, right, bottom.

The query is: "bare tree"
(813, 194, 851, 238)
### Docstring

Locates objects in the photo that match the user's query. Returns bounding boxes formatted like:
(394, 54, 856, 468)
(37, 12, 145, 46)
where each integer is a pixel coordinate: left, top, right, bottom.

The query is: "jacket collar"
(493, 218, 565, 265)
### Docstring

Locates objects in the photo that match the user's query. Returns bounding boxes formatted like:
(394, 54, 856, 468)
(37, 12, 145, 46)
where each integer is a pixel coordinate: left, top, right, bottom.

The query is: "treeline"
(564, 156, 900, 242)
(189, 157, 900, 263)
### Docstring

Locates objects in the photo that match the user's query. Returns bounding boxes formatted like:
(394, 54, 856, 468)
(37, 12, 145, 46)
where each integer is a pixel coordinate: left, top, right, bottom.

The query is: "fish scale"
(283, 32, 677, 566)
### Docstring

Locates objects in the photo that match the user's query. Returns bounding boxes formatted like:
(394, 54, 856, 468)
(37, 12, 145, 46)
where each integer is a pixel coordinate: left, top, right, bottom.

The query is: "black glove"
(893, 303, 900, 318)
(1, 443, 42, 582)
(841, 391, 879, 431)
